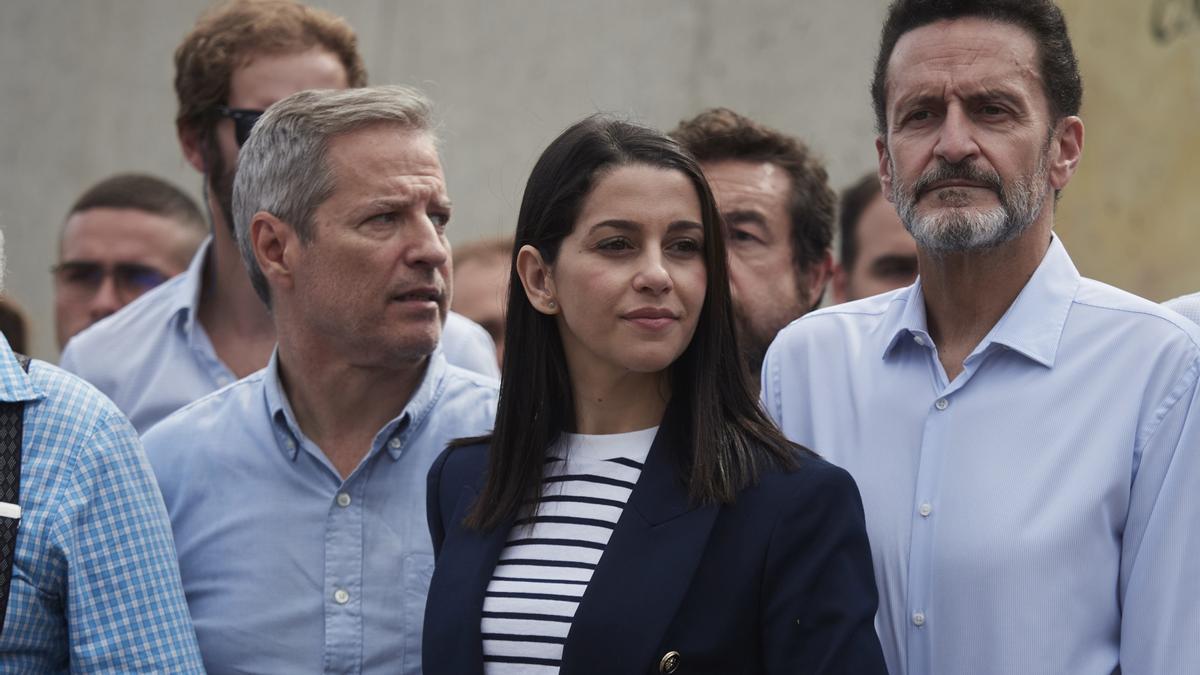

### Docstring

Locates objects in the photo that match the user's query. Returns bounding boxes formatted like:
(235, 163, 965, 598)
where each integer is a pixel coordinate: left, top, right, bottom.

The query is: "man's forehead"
(886, 18, 1042, 102)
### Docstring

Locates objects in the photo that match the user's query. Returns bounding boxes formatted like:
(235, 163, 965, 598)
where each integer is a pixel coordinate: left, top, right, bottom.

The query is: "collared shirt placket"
(323, 458, 369, 675)
(904, 335, 981, 675)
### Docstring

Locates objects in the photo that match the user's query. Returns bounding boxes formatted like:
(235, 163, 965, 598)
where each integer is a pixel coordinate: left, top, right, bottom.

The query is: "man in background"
(830, 171, 917, 303)
(0, 229, 204, 673)
(60, 0, 497, 434)
(671, 108, 835, 377)
(451, 237, 511, 364)
(144, 85, 498, 675)
(54, 173, 205, 348)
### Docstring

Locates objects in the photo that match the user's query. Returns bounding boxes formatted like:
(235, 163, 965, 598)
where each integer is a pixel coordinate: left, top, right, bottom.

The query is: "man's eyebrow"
(722, 210, 767, 227)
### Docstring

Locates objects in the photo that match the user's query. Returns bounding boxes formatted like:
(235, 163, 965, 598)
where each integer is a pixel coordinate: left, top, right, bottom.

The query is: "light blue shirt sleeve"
(1119, 358, 1200, 673)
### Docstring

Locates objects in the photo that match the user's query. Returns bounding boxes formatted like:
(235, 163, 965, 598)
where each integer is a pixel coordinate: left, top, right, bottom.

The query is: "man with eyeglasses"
(54, 173, 205, 350)
(60, 0, 499, 434)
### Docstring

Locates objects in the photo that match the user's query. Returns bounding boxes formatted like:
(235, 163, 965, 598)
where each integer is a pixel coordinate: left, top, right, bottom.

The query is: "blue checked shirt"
(143, 350, 498, 674)
(0, 335, 204, 672)
(60, 238, 500, 434)
(763, 236, 1200, 675)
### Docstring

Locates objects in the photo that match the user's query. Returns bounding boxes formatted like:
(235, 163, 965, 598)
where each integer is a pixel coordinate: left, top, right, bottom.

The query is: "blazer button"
(659, 650, 681, 673)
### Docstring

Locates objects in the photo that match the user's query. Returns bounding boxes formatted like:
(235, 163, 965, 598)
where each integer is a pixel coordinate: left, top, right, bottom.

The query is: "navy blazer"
(423, 412, 888, 675)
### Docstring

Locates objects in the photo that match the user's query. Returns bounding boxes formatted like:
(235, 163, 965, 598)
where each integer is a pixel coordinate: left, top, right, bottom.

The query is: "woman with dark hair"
(423, 116, 886, 674)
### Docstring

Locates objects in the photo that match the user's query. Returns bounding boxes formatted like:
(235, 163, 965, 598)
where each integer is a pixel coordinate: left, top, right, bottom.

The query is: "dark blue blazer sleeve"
(426, 444, 458, 559)
(763, 461, 888, 673)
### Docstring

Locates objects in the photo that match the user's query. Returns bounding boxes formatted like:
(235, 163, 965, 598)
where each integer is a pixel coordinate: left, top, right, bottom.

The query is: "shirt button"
(336, 493, 351, 508)
(912, 611, 926, 627)
(333, 588, 350, 605)
(935, 398, 949, 411)
(388, 438, 402, 450)
(217, 375, 233, 387)
(919, 503, 933, 517)
(285, 438, 296, 450)
(913, 335, 926, 346)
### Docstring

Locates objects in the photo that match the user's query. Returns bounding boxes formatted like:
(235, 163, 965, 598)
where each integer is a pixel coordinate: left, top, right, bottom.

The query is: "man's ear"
(876, 137, 895, 203)
(803, 251, 834, 310)
(515, 244, 558, 315)
(250, 212, 296, 295)
(178, 122, 208, 174)
(1049, 116, 1084, 192)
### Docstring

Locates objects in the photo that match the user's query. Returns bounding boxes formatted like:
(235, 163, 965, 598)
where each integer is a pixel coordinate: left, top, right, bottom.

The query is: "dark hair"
(838, 172, 884, 270)
(464, 115, 806, 531)
(871, 0, 1082, 135)
(0, 296, 29, 355)
(67, 173, 206, 234)
(669, 108, 835, 274)
(174, 0, 368, 138)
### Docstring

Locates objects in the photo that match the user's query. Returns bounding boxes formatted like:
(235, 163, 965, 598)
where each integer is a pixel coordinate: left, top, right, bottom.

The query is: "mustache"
(912, 160, 1004, 198)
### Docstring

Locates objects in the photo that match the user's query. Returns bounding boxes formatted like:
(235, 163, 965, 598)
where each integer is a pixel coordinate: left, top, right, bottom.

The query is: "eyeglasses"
(51, 262, 170, 303)
(215, 105, 265, 147)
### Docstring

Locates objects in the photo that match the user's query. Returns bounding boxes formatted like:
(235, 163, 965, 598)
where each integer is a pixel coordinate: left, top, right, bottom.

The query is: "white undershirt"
(480, 426, 658, 675)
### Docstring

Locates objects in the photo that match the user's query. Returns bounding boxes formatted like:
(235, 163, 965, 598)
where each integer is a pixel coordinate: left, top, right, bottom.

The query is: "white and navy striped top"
(480, 426, 658, 674)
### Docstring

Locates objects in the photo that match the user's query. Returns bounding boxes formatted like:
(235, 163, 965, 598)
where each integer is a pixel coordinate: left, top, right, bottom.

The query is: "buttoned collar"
(0, 335, 43, 404)
(262, 348, 450, 462)
(882, 235, 1080, 368)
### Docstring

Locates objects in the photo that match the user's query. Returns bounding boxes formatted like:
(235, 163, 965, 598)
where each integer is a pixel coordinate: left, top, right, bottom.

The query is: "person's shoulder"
(1164, 290, 1200, 327)
(775, 287, 909, 346)
(442, 361, 501, 394)
(142, 370, 266, 458)
(429, 438, 489, 491)
(25, 358, 124, 425)
(747, 452, 862, 515)
(1074, 277, 1200, 354)
(64, 273, 189, 355)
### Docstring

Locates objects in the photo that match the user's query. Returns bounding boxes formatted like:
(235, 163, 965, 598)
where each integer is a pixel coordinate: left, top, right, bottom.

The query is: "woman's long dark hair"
(463, 115, 810, 531)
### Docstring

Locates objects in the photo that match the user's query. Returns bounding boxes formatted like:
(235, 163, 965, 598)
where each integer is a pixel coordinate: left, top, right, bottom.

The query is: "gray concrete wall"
(0, 0, 889, 360)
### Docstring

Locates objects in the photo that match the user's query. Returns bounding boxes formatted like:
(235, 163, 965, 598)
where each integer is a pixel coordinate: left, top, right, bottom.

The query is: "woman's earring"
(547, 300, 557, 309)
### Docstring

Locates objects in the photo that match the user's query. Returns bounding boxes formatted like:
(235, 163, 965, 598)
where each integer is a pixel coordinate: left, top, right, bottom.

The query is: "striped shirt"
(481, 426, 658, 674)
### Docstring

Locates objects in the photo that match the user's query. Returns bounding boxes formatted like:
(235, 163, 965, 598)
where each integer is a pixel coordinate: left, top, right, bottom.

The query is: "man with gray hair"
(141, 85, 498, 674)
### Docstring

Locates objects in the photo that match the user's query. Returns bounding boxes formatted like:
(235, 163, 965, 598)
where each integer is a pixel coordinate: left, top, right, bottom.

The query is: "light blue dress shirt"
(0, 335, 204, 672)
(763, 237, 1200, 675)
(142, 350, 498, 675)
(1165, 290, 1200, 326)
(60, 238, 501, 434)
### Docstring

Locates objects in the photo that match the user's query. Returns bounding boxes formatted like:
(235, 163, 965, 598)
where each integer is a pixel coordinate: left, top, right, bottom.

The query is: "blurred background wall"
(0, 0, 1196, 361)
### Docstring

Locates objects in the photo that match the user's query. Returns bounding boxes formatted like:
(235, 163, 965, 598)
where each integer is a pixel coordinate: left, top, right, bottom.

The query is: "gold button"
(659, 650, 680, 673)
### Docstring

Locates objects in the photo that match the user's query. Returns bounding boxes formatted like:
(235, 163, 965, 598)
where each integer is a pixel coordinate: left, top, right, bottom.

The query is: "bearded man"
(761, 1, 1200, 674)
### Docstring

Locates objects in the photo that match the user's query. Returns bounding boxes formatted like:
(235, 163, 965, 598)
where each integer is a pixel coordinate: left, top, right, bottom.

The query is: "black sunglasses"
(51, 261, 170, 303)
(215, 105, 265, 147)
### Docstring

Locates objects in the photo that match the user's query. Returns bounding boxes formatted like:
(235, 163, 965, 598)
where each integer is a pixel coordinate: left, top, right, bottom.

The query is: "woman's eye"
(597, 237, 633, 251)
(669, 238, 703, 254)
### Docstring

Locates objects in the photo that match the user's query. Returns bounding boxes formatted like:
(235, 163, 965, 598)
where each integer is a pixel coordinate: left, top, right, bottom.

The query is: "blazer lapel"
(426, 485, 514, 675)
(559, 403, 719, 674)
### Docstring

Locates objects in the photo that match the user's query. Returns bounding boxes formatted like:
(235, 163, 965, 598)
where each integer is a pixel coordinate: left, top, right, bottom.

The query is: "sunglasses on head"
(215, 105, 265, 147)
(52, 261, 170, 303)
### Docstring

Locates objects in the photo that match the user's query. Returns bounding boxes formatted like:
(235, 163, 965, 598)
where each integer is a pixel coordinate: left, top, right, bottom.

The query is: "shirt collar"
(262, 348, 450, 462)
(0, 334, 44, 404)
(882, 235, 1080, 368)
(170, 237, 212, 340)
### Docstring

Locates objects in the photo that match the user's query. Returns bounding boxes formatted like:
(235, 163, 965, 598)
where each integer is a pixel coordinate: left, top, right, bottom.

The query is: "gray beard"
(890, 152, 1048, 255)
